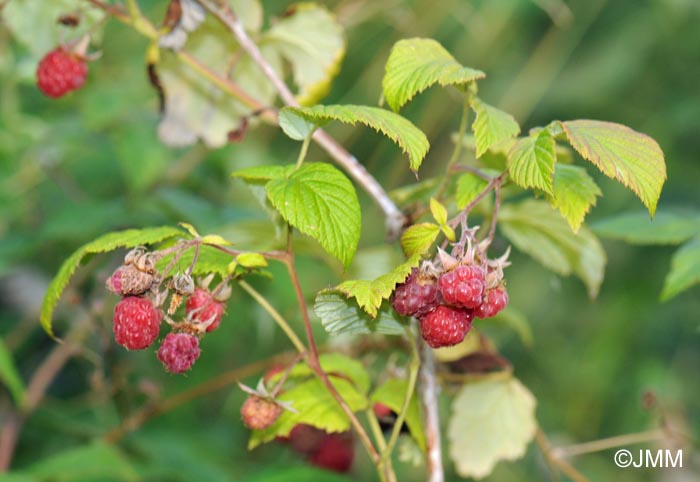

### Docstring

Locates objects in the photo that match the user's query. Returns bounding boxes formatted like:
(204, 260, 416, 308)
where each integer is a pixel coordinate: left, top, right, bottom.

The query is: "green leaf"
(248, 376, 367, 449)
(471, 99, 520, 158)
(447, 377, 537, 479)
(499, 200, 606, 298)
(236, 252, 268, 268)
(278, 354, 370, 394)
(507, 130, 556, 194)
(232, 165, 291, 183)
(487, 306, 534, 348)
(280, 105, 430, 171)
(278, 108, 317, 141)
(382, 38, 485, 111)
(0, 339, 26, 407)
(41, 227, 184, 336)
(239, 466, 354, 482)
(561, 120, 666, 216)
(389, 178, 440, 206)
(661, 237, 700, 301)
(550, 164, 602, 232)
(591, 210, 700, 245)
(314, 292, 407, 336)
(262, 4, 345, 105)
(455, 173, 489, 209)
(265, 162, 360, 269)
(156, 244, 234, 277)
(371, 378, 426, 452)
(429, 198, 448, 226)
(334, 254, 421, 317)
(401, 223, 440, 257)
(231, 0, 263, 33)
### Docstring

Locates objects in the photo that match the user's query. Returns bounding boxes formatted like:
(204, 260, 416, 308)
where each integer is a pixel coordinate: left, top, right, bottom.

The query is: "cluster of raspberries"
(106, 248, 229, 374)
(391, 252, 508, 348)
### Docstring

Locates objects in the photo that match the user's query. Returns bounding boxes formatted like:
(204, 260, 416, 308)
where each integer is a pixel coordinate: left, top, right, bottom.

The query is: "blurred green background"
(1, 0, 698, 480)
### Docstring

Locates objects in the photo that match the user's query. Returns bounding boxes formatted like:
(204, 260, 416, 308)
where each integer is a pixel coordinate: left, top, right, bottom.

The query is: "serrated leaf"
(448, 378, 536, 479)
(0, 339, 26, 407)
(280, 105, 429, 171)
(41, 227, 184, 336)
(507, 131, 556, 194)
(278, 108, 317, 140)
(314, 292, 407, 336)
(661, 237, 700, 301)
(156, 244, 235, 277)
(248, 377, 367, 449)
(561, 120, 666, 216)
(232, 165, 291, 183)
(265, 162, 360, 269)
(455, 173, 489, 209)
(499, 200, 606, 298)
(550, 164, 602, 232)
(371, 378, 426, 452)
(263, 4, 345, 105)
(429, 198, 448, 226)
(401, 223, 440, 257)
(471, 99, 520, 157)
(278, 354, 370, 394)
(236, 252, 268, 268)
(334, 254, 421, 317)
(382, 38, 485, 112)
(591, 210, 700, 245)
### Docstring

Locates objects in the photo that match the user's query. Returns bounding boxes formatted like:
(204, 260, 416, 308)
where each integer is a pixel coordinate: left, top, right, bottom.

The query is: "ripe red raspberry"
(438, 265, 485, 309)
(419, 305, 473, 348)
(113, 296, 162, 350)
(391, 268, 440, 317)
(36, 48, 88, 98)
(474, 287, 509, 319)
(185, 288, 225, 332)
(308, 432, 354, 473)
(157, 332, 200, 374)
(241, 395, 282, 430)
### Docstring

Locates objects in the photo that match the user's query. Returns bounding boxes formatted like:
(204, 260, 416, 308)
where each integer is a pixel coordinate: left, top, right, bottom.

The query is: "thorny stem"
(419, 337, 444, 482)
(435, 98, 471, 200)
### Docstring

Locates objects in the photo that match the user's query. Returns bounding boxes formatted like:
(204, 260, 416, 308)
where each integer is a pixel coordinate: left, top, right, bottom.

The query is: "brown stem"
(551, 429, 667, 459)
(485, 177, 502, 245)
(418, 338, 444, 482)
(535, 428, 591, 482)
(448, 172, 506, 229)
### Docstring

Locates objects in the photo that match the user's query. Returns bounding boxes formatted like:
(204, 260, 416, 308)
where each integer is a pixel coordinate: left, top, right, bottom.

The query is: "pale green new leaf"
(0, 339, 26, 407)
(448, 378, 536, 479)
(280, 105, 430, 171)
(334, 254, 421, 317)
(248, 377, 367, 449)
(591, 210, 700, 245)
(455, 173, 489, 209)
(371, 379, 426, 451)
(562, 120, 666, 216)
(278, 108, 317, 140)
(382, 38, 485, 111)
(401, 223, 440, 257)
(507, 131, 556, 194)
(472, 99, 520, 157)
(236, 252, 268, 268)
(661, 237, 700, 301)
(429, 198, 448, 226)
(499, 200, 606, 298)
(262, 4, 345, 105)
(41, 226, 184, 336)
(550, 164, 602, 232)
(314, 292, 407, 336)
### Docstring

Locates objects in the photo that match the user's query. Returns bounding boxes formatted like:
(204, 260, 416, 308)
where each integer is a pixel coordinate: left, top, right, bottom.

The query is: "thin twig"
(535, 428, 591, 482)
(448, 172, 506, 229)
(418, 338, 444, 482)
(551, 429, 667, 459)
(485, 177, 502, 245)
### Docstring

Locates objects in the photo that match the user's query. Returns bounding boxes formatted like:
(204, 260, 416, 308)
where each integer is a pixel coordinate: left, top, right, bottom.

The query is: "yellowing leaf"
(429, 198, 448, 226)
(471, 98, 520, 158)
(236, 252, 268, 268)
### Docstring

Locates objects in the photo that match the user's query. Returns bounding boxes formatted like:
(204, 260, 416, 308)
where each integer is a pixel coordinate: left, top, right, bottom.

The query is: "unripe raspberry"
(474, 286, 509, 319)
(113, 296, 162, 350)
(157, 332, 200, 374)
(106, 265, 155, 296)
(36, 48, 88, 98)
(241, 395, 282, 430)
(391, 268, 440, 317)
(419, 305, 473, 348)
(438, 265, 485, 309)
(309, 432, 354, 473)
(185, 288, 225, 332)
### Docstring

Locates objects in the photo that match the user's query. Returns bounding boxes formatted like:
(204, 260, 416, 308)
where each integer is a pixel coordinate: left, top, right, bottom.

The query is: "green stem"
(238, 280, 307, 355)
(295, 134, 313, 169)
(435, 97, 471, 199)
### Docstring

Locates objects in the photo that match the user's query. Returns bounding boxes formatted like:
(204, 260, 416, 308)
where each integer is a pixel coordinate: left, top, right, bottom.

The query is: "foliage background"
(1, 0, 698, 480)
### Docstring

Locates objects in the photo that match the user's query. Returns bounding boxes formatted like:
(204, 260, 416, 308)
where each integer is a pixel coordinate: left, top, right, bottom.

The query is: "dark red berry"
(157, 332, 200, 374)
(36, 48, 87, 98)
(391, 268, 440, 317)
(285, 424, 326, 455)
(438, 265, 485, 309)
(474, 287, 509, 319)
(419, 305, 473, 348)
(113, 296, 162, 350)
(308, 432, 354, 473)
(185, 288, 225, 332)
(241, 395, 282, 430)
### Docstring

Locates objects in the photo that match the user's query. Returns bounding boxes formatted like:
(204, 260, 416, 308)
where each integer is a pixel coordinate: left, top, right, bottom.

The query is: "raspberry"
(36, 48, 88, 98)
(419, 305, 473, 348)
(308, 432, 354, 473)
(241, 395, 282, 430)
(474, 287, 509, 319)
(106, 265, 155, 296)
(157, 332, 200, 374)
(373, 402, 393, 419)
(113, 296, 162, 350)
(438, 265, 485, 309)
(391, 268, 440, 317)
(185, 288, 225, 332)
(106, 267, 124, 294)
(284, 424, 326, 455)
